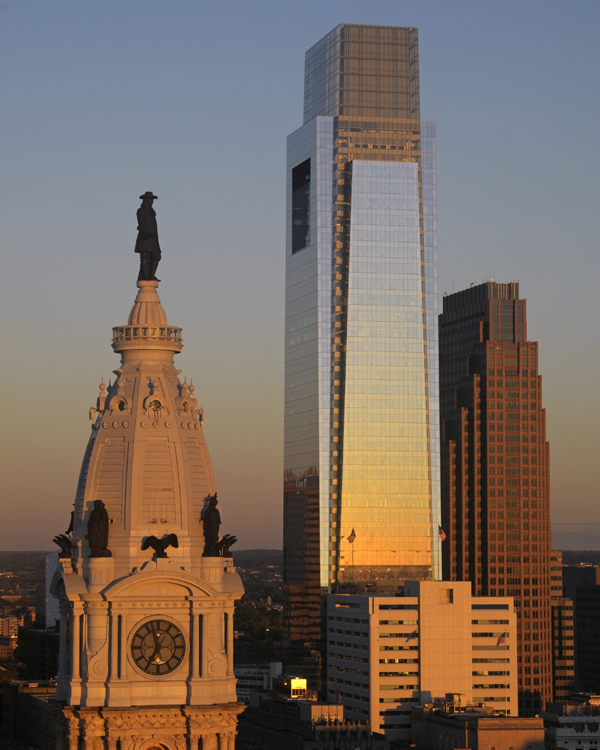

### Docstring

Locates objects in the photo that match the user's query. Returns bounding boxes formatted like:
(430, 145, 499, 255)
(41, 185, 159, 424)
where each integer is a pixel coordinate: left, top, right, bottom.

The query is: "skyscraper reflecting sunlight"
(283, 24, 440, 646)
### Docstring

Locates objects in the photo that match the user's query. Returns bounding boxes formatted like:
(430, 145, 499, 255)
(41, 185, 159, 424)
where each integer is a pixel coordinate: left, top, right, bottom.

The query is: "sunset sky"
(1, 0, 598, 551)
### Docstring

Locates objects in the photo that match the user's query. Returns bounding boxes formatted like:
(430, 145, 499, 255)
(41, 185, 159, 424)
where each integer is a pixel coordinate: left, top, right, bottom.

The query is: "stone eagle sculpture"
(142, 533, 179, 559)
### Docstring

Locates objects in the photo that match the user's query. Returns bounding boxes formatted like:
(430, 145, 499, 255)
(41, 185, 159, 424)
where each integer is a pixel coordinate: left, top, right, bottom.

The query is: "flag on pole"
(347, 528, 356, 544)
(496, 632, 507, 646)
(338, 691, 342, 704)
(439, 526, 447, 542)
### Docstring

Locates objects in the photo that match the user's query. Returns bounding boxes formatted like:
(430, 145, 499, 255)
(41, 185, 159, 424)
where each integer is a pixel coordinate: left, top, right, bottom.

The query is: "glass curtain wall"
(284, 23, 441, 645)
(335, 161, 434, 588)
(284, 116, 335, 644)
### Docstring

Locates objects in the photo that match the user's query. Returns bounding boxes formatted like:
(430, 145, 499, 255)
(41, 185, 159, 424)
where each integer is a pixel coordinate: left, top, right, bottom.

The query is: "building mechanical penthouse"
(439, 281, 552, 714)
(284, 24, 441, 646)
(48, 195, 244, 749)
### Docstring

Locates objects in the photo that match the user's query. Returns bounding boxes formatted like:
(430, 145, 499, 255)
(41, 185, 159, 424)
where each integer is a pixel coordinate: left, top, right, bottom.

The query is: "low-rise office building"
(542, 699, 600, 749)
(235, 662, 283, 703)
(237, 685, 388, 750)
(411, 702, 544, 750)
(326, 581, 518, 742)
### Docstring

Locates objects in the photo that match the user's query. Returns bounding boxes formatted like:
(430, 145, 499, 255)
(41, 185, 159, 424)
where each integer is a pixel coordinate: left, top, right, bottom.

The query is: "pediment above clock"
(133, 581, 191, 597)
(104, 568, 218, 599)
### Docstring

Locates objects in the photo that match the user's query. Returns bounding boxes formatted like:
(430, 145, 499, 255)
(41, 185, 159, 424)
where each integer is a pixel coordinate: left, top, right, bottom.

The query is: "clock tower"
(50, 196, 244, 750)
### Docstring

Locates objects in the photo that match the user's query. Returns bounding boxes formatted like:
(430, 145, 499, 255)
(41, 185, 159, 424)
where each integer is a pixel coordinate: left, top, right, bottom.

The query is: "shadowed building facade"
(562, 563, 600, 691)
(439, 281, 552, 714)
(284, 24, 441, 647)
(550, 551, 574, 700)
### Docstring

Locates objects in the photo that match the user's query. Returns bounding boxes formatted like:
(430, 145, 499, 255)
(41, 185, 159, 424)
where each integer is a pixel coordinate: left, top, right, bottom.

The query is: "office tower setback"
(284, 24, 441, 647)
(551, 599, 575, 700)
(550, 552, 575, 700)
(550, 551, 564, 599)
(439, 281, 552, 714)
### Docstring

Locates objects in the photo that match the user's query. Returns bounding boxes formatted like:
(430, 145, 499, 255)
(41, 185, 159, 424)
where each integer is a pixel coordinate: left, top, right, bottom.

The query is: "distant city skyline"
(0, 1, 598, 551)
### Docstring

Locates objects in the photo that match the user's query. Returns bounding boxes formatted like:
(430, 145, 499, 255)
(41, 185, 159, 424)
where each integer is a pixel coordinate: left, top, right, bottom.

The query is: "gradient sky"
(1, 0, 598, 551)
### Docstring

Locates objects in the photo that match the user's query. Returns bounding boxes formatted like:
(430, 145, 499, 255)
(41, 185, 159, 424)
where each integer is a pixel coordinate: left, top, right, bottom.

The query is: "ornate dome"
(127, 280, 168, 326)
(70, 280, 213, 580)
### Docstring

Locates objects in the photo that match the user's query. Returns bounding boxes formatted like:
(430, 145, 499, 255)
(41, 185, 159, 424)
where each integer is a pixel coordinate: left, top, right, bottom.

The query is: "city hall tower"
(49, 197, 243, 749)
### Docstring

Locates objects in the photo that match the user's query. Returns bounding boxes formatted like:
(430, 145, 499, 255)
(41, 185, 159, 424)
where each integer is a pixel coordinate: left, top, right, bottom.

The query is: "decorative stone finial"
(98, 378, 107, 410)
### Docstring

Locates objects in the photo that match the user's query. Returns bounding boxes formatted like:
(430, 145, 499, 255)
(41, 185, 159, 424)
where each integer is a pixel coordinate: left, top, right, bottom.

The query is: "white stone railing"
(112, 325, 183, 343)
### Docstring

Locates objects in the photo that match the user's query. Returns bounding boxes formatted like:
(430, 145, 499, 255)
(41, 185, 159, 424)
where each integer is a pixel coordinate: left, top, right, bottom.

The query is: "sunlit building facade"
(284, 24, 441, 646)
(439, 281, 552, 714)
(327, 582, 518, 741)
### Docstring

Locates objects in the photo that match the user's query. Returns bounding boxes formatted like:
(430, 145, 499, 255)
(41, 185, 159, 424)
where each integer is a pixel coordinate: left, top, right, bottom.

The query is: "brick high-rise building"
(439, 280, 552, 714)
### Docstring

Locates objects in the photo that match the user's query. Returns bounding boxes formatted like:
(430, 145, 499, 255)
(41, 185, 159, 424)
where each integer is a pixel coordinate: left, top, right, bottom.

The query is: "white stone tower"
(50, 276, 244, 749)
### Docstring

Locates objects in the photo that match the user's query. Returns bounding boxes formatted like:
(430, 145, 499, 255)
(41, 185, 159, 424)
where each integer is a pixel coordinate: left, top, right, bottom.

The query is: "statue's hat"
(139, 191, 158, 200)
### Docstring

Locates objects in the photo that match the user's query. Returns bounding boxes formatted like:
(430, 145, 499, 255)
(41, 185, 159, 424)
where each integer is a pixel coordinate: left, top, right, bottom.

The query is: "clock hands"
(133, 620, 183, 673)
(149, 622, 166, 665)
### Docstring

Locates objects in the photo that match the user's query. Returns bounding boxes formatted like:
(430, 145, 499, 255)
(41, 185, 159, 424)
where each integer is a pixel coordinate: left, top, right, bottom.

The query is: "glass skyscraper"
(283, 24, 441, 645)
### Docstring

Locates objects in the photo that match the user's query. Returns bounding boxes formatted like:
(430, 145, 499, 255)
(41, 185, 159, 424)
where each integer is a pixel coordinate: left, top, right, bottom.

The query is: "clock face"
(130, 619, 186, 675)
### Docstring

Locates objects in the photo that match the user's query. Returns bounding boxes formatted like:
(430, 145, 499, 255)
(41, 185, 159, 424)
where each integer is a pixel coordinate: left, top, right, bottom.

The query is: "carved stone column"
(201, 611, 209, 677)
(192, 612, 200, 677)
(57, 709, 80, 750)
(109, 609, 119, 679)
(226, 610, 234, 677)
(119, 613, 127, 679)
(71, 606, 81, 679)
(201, 734, 218, 750)
(58, 605, 69, 678)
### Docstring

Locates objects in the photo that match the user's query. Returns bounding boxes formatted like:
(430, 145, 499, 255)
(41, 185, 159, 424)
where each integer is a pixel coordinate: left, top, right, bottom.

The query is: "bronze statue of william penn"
(135, 191, 161, 282)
